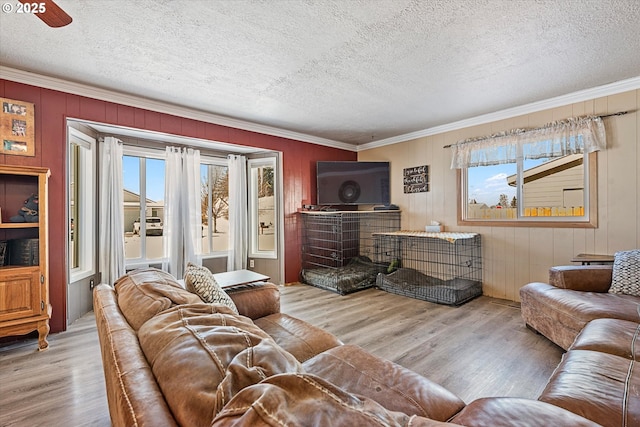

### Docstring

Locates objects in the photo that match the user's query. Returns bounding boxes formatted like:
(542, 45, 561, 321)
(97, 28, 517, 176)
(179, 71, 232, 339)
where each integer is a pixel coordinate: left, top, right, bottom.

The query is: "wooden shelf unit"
(0, 223, 39, 229)
(0, 165, 50, 351)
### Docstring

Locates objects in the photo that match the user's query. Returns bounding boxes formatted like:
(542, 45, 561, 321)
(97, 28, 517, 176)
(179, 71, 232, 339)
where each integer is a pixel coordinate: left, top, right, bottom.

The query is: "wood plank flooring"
(0, 283, 563, 426)
(0, 312, 110, 427)
(280, 284, 563, 403)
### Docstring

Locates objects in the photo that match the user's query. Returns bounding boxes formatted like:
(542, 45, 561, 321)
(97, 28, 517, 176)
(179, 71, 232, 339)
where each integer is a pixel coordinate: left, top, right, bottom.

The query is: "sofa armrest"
(225, 282, 280, 320)
(549, 265, 613, 292)
(93, 284, 179, 427)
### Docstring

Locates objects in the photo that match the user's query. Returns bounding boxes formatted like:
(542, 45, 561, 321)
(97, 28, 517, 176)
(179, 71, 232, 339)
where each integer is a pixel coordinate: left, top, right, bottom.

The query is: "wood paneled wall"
(359, 90, 639, 301)
(0, 79, 356, 333)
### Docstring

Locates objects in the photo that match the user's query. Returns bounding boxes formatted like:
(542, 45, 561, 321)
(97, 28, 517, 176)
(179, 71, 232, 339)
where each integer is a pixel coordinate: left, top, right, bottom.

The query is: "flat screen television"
(317, 161, 390, 205)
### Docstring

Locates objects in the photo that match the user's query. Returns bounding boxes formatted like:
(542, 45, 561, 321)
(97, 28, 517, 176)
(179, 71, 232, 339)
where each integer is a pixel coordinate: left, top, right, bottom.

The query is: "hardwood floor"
(0, 312, 110, 427)
(280, 284, 563, 402)
(0, 283, 563, 426)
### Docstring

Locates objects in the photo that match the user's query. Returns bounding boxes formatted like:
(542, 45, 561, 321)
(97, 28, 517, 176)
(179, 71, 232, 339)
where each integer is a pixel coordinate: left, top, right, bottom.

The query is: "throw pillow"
(184, 262, 239, 314)
(609, 249, 640, 296)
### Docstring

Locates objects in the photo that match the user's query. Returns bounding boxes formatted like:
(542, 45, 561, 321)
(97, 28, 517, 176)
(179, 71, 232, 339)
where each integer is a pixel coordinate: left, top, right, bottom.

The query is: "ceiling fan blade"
(19, 0, 72, 28)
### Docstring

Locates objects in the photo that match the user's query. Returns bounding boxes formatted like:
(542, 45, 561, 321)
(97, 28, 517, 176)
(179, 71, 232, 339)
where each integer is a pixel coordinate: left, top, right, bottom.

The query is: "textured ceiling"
(1, 0, 639, 145)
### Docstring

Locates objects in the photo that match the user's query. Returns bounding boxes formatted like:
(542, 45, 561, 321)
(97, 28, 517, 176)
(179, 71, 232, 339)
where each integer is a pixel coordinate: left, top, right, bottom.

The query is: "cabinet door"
(0, 268, 42, 321)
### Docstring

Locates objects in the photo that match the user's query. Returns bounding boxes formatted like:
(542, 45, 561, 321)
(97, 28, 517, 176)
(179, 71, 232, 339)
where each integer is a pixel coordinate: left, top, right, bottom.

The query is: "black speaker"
(338, 180, 361, 203)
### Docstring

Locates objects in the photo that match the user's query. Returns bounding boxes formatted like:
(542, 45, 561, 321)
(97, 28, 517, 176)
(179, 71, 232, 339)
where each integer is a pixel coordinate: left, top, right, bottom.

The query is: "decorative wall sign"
(1, 97, 35, 157)
(403, 165, 429, 193)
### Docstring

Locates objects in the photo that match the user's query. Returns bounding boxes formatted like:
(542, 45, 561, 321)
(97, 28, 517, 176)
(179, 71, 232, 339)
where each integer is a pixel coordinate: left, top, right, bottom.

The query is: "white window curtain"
(450, 115, 607, 169)
(163, 146, 202, 278)
(227, 154, 247, 271)
(182, 148, 202, 268)
(99, 136, 125, 285)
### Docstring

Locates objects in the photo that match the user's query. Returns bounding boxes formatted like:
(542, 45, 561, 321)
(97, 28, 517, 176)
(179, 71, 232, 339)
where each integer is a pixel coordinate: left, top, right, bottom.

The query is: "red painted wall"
(0, 79, 356, 333)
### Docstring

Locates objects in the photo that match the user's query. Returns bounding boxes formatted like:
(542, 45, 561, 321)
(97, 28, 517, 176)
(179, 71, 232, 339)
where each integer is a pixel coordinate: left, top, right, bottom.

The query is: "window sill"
(70, 268, 96, 283)
(457, 218, 597, 228)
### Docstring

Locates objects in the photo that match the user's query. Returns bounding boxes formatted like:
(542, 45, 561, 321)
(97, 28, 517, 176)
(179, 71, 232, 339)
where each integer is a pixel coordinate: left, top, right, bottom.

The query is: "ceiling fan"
(19, 0, 72, 28)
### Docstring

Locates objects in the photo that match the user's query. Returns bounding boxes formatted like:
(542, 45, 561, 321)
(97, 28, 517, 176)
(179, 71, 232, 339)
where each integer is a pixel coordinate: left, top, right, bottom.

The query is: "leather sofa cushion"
(138, 304, 302, 427)
(213, 373, 462, 427)
(549, 265, 613, 292)
(254, 313, 343, 362)
(115, 268, 202, 330)
(302, 344, 465, 422)
(226, 282, 280, 320)
(450, 397, 600, 426)
(539, 349, 640, 427)
(571, 318, 640, 360)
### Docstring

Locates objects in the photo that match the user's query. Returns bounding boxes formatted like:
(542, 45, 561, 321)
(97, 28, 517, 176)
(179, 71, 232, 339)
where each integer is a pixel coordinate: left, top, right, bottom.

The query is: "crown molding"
(3, 65, 637, 154)
(358, 75, 640, 151)
(0, 66, 357, 152)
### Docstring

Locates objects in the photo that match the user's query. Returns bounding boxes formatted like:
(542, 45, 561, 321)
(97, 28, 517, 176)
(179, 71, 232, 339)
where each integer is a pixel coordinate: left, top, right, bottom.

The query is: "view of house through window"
(123, 155, 166, 263)
(466, 152, 588, 221)
(122, 151, 231, 266)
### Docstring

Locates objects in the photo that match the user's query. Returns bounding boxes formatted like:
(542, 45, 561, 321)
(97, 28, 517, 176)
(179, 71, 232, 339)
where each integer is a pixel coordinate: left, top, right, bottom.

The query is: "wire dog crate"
(300, 210, 401, 294)
(374, 231, 482, 305)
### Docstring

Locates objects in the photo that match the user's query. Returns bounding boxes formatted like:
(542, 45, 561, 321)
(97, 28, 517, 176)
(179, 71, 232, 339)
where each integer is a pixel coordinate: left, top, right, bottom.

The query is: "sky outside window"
(123, 156, 165, 202)
(467, 163, 516, 206)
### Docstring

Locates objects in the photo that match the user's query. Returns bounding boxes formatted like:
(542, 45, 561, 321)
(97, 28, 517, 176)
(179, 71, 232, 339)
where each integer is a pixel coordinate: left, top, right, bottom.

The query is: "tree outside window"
(201, 164, 230, 254)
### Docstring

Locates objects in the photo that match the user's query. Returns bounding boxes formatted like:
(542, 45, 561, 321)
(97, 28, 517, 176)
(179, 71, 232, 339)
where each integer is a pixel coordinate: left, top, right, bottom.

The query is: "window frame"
(123, 146, 230, 268)
(68, 127, 97, 282)
(457, 151, 598, 228)
(200, 157, 230, 259)
(122, 146, 167, 268)
(248, 157, 278, 259)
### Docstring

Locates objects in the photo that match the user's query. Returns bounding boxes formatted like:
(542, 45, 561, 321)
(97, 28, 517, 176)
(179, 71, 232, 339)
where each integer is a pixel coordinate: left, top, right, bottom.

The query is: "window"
(520, 153, 586, 218)
(68, 128, 96, 279)
(122, 151, 166, 266)
(248, 157, 277, 258)
(123, 147, 230, 267)
(69, 143, 79, 268)
(200, 161, 229, 256)
(456, 115, 604, 227)
(463, 152, 595, 225)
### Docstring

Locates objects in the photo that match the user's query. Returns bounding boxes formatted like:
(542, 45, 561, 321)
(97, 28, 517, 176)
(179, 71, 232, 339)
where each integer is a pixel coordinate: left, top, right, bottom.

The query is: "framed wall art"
(403, 165, 429, 193)
(1, 97, 35, 157)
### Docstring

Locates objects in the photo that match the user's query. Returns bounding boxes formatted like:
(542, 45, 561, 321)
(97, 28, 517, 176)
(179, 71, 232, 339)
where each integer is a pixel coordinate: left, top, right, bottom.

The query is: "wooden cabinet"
(0, 165, 50, 350)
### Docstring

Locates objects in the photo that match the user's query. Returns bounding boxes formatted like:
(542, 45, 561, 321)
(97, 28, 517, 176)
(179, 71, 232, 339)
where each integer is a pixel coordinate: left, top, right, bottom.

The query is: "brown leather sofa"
(94, 268, 599, 426)
(521, 265, 640, 426)
(521, 265, 640, 350)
